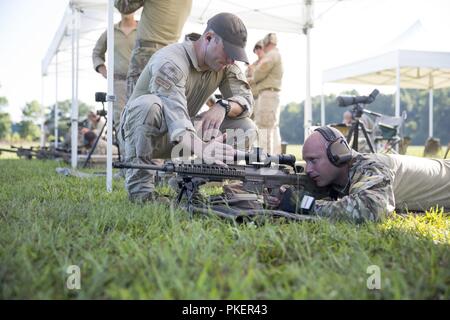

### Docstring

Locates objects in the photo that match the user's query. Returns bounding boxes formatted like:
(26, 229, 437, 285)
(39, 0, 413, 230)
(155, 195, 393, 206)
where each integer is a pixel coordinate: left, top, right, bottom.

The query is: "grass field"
(0, 146, 449, 299)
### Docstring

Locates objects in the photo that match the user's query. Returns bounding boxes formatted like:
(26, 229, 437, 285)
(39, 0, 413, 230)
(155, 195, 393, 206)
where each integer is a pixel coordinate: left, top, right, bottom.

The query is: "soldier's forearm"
(114, 0, 144, 14)
(313, 192, 392, 223)
(227, 95, 253, 118)
(92, 32, 107, 71)
(227, 101, 245, 118)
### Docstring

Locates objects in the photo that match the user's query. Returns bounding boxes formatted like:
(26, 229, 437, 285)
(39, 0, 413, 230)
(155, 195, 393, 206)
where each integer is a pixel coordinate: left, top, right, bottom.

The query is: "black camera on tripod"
(95, 92, 107, 103)
(336, 89, 380, 152)
(94, 92, 108, 116)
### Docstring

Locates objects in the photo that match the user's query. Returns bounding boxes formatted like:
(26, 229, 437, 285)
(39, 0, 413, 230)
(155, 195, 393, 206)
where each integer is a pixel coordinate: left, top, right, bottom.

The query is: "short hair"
(253, 40, 263, 53)
(84, 131, 97, 145)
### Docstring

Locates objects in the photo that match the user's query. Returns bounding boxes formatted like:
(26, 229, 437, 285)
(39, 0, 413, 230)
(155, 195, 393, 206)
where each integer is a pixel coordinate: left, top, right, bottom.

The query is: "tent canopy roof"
(42, 0, 338, 76)
(322, 49, 450, 90)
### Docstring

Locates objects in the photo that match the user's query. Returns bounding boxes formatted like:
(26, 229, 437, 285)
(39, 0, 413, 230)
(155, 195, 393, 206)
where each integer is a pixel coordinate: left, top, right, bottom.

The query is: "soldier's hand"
(278, 186, 315, 215)
(98, 65, 107, 79)
(201, 105, 226, 141)
(202, 133, 235, 166)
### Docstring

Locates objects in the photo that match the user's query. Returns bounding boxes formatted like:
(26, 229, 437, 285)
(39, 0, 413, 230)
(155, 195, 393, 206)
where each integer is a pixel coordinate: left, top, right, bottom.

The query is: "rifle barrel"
(113, 162, 169, 172)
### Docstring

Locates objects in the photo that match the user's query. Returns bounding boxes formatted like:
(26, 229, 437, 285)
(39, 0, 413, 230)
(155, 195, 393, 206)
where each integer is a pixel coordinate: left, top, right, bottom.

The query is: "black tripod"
(82, 105, 121, 168)
(337, 89, 380, 153)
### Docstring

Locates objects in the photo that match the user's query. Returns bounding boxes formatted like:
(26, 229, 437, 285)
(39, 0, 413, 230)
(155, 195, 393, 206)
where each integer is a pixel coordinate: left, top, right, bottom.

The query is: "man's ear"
(205, 31, 214, 42)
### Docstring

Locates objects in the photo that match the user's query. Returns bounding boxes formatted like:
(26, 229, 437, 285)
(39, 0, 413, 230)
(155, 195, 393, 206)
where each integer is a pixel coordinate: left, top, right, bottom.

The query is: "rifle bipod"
(175, 177, 209, 218)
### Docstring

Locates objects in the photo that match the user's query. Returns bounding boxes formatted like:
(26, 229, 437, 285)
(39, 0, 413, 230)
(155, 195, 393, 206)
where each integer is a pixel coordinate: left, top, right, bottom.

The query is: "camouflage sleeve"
(148, 58, 194, 142)
(219, 64, 254, 118)
(92, 30, 107, 72)
(114, 0, 144, 14)
(312, 163, 396, 223)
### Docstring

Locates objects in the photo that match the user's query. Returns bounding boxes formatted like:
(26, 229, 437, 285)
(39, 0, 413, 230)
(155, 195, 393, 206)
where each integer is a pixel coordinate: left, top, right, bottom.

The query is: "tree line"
(0, 98, 93, 142)
(280, 88, 450, 146)
(1, 87, 449, 145)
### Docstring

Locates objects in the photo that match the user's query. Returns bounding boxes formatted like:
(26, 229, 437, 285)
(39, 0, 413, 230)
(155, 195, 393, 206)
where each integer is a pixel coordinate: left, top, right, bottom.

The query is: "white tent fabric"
(321, 20, 450, 139)
(322, 50, 450, 137)
(41, 0, 340, 191)
(323, 50, 450, 90)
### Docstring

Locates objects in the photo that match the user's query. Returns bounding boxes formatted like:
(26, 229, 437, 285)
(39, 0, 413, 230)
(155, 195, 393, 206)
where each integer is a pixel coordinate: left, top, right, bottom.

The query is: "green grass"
(0, 158, 449, 299)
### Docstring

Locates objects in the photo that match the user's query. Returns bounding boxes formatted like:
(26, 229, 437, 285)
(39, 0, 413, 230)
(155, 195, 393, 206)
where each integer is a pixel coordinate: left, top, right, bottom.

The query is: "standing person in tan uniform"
(119, 13, 257, 202)
(246, 40, 265, 122)
(114, 0, 193, 100)
(246, 40, 265, 101)
(249, 33, 283, 155)
(279, 126, 450, 223)
(92, 12, 137, 154)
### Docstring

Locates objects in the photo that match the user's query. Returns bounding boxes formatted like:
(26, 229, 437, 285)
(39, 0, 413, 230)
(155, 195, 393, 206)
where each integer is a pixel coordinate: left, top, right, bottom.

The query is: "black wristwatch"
(217, 99, 231, 115)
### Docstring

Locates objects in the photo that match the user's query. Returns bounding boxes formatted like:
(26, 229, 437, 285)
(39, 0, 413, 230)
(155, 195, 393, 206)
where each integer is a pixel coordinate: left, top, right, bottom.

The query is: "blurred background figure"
(246, 39, 265, 103)
(92, 11, 138, 156)
(114, 0, 193, 101)
(87, 111, 106, 139)
(342, 110, 353, 126)
(248, 33, 283, 154)
(83, 130, 118, 156)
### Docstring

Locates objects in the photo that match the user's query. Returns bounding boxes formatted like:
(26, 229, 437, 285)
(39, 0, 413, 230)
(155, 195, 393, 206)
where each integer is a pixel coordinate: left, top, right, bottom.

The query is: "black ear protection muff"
(314, 126, 352, 167)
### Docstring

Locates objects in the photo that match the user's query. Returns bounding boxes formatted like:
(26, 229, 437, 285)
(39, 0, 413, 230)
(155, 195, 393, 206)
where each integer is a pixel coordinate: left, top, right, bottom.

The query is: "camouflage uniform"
(249, 47, 283, 155)
(312, 152, 450, 223)
(119, 36, 257, 199)
(114, 0, 192, 100)
(92, 21, 137, 136)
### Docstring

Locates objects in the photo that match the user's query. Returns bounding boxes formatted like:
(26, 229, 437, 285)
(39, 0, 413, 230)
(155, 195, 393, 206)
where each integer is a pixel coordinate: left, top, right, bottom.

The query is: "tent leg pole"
(429, 88, 433, 138)
(320, 84, 325, 126)
(55, 52, 59, 149)
(106, 0, 115, 192)
(395, 65, 400, 118)
(304, 28, 312, 142)
(40, 76, 46, 147)
(70, 7, 79, 169)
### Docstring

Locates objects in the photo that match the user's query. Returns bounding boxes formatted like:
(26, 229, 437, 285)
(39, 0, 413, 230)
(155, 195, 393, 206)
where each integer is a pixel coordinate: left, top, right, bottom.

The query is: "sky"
(1, 0, 450, 123)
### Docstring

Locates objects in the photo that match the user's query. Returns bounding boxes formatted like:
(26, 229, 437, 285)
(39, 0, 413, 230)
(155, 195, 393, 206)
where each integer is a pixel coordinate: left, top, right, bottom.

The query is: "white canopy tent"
(321, 21, 450, 138)
(41, 0, 120, 190)
(322, 49, 450, 137)
(41, 0, 341, 191)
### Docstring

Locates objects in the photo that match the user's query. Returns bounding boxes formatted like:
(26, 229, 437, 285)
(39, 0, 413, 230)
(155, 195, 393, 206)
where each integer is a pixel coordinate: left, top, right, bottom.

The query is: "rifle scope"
(235, 148, 296, 168)
(337, 89, 379, 107)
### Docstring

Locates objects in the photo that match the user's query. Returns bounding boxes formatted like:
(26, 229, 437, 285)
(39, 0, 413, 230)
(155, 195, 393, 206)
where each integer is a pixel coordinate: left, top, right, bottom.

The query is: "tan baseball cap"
(207, 13, 249, 64)
(253, 40, 264, 53)
(263, 33, 277, 46)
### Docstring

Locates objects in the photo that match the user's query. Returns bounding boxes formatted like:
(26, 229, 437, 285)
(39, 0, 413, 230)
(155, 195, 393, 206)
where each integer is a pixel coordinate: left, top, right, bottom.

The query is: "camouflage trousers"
(253, 90, 282, 154)
(126, 44, 165, 101)
(118, 94, 258, 200)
